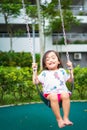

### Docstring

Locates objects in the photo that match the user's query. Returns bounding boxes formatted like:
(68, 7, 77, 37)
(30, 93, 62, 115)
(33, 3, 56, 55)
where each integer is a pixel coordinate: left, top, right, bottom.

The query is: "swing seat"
(36, 80, 74, 108)
(36, 84, 62, 108)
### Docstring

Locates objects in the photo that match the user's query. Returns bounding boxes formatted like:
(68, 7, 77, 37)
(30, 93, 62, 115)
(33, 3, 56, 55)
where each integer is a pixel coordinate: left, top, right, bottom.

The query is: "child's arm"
(32, 63, 39, 84)
(66, 61, 74, 82)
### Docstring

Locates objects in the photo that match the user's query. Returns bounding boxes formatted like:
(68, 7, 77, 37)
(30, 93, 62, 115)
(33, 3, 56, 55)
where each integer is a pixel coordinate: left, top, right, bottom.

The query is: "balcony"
(52, 33, 87, 42)
(70, 6, 87, 15)
(0, 33, 87, 53)
(70, 5, 87, 23)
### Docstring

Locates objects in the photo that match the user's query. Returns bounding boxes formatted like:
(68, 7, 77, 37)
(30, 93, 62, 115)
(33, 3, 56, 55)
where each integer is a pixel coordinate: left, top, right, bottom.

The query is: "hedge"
(0, 51, 40, 67)
(0, 66, 40, 105)
(0, 65, 87, 105)
(0, 52, 87, 105)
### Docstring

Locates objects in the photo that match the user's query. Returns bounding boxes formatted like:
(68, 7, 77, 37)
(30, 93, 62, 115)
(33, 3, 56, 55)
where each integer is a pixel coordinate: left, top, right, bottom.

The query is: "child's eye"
(52, 57, 55, 59)
(46, 58, 49, 61)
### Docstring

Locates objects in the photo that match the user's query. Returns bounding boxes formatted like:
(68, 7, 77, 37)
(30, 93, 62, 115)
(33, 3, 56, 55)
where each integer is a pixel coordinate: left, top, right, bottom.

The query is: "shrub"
(0, 65, 87, 105)
(0, 51, 34, 67)
(0, 66, 40, 105)
(73, 65, 87, 99)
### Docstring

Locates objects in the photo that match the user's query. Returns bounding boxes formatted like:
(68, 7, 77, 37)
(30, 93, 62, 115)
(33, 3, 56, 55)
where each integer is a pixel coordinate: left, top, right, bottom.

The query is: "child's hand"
(32, 63, 39, 84)
(32, 63, 38, 71)
(66, 61, 73, 70)
(66, 61, 74, 81)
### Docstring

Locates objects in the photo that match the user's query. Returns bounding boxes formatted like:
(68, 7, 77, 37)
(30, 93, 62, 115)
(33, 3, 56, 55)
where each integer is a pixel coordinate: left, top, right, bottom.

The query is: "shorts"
(44, 93, 61, 102)
(44, 93, 71, 103)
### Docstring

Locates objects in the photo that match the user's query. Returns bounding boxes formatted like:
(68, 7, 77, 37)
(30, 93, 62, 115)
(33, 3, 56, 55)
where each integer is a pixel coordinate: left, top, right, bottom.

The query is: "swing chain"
(21, 0, 35, 63)
(58, 0, 70, 62)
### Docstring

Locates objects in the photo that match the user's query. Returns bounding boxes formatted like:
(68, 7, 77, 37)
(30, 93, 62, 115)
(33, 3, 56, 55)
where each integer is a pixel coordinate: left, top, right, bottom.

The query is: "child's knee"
(49, 93, 58, 102)
(61, 92, 69, 100)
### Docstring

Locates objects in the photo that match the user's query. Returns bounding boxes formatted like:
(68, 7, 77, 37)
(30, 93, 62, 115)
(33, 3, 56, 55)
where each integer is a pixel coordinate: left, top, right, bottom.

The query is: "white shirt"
(38, 68, 71, 94)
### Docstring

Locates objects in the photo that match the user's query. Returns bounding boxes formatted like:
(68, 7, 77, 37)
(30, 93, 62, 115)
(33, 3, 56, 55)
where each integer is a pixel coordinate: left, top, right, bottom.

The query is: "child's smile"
(45, 52, 60, 70)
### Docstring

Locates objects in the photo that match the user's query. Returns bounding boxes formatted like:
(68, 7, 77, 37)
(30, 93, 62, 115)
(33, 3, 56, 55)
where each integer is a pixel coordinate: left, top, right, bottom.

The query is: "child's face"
(45, 52, 60, 70)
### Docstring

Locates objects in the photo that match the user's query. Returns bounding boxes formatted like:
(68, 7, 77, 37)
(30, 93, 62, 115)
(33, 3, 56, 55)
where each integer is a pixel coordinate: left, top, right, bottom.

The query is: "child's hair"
(42, 50, 63, 70)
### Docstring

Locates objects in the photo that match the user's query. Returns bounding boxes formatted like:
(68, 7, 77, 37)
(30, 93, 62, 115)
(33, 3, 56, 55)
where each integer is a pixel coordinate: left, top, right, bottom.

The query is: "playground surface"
(0, 101, 87, 130)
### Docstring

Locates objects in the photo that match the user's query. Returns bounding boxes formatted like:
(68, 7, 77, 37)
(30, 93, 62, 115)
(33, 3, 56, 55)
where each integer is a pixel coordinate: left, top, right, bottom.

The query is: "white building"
(0, 0, 87, 67)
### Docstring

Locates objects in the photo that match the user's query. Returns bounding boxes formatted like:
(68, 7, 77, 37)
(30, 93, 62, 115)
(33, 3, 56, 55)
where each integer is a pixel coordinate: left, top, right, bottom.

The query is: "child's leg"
(61, 92, 73, 125)
(47, 93, 65, 128)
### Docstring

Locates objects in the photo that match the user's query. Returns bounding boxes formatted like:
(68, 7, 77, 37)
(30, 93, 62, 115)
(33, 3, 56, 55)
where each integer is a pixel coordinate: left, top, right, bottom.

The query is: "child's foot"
(64, 119, 73, 126)
(57, 119, 66, 128)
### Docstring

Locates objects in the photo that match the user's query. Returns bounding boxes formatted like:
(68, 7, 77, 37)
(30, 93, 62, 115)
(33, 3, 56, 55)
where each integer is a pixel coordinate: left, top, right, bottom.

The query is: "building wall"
(0, 0, 87, 67)
(0, 36, 87, 68)
(0, 37, 40, 53)
(45, 36, 87, 67)
(60, 52, 87, 68)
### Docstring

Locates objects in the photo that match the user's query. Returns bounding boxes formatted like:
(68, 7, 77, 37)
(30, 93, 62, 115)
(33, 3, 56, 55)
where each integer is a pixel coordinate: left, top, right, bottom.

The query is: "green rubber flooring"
(0, 102, 87, 130)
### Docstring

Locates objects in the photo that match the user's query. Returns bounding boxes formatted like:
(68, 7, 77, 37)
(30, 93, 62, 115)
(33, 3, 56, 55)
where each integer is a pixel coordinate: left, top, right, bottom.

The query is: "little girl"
(32, 50, 74, 128)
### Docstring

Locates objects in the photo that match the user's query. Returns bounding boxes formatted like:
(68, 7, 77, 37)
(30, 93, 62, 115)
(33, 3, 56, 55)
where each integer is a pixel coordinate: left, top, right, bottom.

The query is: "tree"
(22, 0, 45, 69)
(25, 3, 38, 63)
(0, 0, 22, 52)
(41, 0, 79, 34)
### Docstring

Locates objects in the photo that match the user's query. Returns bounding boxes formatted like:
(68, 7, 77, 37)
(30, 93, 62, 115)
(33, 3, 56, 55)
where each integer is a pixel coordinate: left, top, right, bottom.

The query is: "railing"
(0, 33, 39, 37)
(1, 32, 87, 41)
(56, 5, 87, 15)
(52, 33, 87, 41)
(70, 5, 87, 15)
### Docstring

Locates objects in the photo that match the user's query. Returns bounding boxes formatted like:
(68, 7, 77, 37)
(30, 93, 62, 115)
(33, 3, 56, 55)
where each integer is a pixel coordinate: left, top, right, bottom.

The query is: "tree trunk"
(3, 13, 13, 52)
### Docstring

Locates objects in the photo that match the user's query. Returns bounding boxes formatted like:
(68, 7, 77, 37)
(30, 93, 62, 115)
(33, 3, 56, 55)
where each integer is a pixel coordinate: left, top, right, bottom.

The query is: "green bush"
(0, 51, 35, 67)
(73, 40, 87, 44)
(53, 39, 87, 45)
(0, 65, 87, 106)
(73, 65, 87, 99)
(0, 66, 40, 105)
